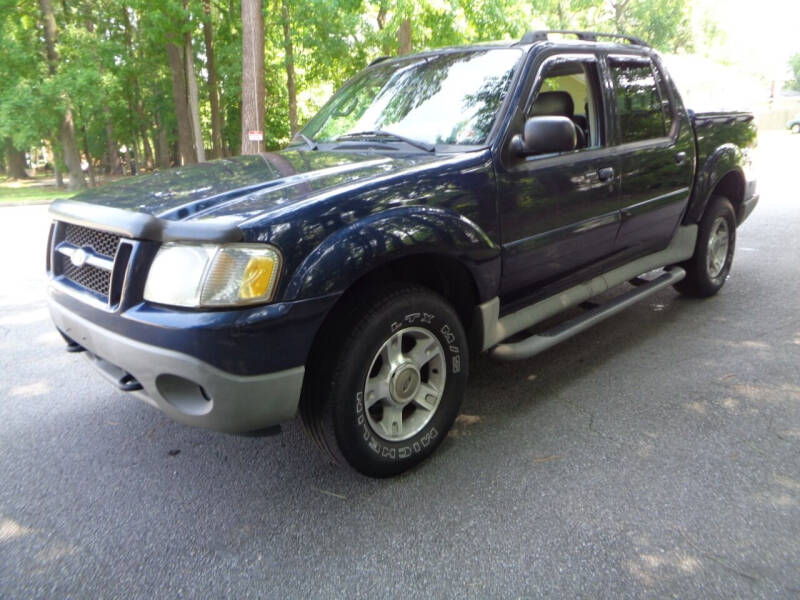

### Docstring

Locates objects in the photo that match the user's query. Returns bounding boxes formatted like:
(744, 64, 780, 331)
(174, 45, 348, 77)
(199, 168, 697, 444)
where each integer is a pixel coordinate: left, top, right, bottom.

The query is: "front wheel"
(792, 123, 800, 134)
(674, 195, 736, 298)
(301, 284, 469, 477)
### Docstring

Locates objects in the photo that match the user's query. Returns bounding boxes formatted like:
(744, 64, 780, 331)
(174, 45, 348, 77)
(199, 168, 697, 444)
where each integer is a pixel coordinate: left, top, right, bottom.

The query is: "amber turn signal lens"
(240, 256, 276, 300)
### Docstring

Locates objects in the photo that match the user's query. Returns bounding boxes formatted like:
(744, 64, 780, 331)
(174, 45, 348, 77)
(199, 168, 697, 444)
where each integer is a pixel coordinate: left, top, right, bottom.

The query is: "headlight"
(143, 243, 281, 307)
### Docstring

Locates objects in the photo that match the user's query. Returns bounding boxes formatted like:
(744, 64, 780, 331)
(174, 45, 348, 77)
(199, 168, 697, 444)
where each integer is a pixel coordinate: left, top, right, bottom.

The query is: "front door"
(496, 53, 622, 300)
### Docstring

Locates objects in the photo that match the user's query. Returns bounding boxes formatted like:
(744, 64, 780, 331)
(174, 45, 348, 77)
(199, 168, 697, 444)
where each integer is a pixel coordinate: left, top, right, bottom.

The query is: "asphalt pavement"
(1, 131, 798, 599)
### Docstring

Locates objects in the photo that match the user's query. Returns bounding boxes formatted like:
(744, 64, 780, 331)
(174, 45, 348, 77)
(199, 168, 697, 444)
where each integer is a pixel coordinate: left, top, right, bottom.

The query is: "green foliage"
(0, 0, 700, 167)
(787, 53, 800, 92)
(623, 0, 694, 53)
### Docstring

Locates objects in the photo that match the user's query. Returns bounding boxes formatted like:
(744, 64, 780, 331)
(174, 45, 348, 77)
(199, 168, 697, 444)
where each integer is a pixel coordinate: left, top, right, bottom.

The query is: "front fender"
(282, 206, 500, 302)
(684, 143, 743, 224)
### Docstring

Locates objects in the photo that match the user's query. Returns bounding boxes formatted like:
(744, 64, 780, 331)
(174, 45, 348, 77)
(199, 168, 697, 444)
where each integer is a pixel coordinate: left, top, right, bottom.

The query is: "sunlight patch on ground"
(728, 383, 800, 404)
(685, 401, 707, 415)
(755, 493, 798, 509)
(0, 517, 33, 542)
(738, 340, 771, 350)
(35, 541, 78, 564)
(34, 330, 62, 346)
(752, 476, 800, 509)
(722, 397, 739, 409)
(626, 549, 703, 585)
(774, 475, 800, 491)
(10, 381, 51, 398)
(0, 308, 49, 327)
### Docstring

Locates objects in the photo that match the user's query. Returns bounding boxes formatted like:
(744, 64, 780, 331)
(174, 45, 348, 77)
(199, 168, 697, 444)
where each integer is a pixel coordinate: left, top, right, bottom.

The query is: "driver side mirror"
(510, 116, 577, 157)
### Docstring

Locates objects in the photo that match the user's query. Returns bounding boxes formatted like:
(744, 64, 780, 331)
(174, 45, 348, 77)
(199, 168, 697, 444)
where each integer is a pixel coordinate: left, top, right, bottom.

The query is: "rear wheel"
(301, 284, 468, 477)
(792, 123, 800, 134)
(674, 195, 736, 298)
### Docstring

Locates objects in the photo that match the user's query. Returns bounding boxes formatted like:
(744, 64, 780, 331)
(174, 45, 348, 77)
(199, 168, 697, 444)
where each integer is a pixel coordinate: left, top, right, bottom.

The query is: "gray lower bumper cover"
(49, 299, 305, 433)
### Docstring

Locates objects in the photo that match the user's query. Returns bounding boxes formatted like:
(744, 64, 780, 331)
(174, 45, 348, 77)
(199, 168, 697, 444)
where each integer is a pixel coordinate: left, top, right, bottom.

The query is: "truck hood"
(69, 150, 444, 224)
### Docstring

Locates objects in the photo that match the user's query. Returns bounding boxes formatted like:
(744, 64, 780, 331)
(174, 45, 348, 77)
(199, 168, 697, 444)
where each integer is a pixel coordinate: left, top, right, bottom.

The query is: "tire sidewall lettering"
(354, 376, 440, 459)
(351, 308, 461, 461)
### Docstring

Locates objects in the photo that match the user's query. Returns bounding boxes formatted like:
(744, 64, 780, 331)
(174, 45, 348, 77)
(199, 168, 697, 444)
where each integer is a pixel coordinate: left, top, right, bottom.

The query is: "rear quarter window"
(609, 57, 667, 143)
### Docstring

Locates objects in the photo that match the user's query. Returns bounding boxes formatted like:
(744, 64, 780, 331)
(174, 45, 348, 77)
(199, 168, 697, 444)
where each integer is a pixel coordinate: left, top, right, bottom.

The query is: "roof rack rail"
(368, 56, 391, 66)
(518, 30, 649, 47)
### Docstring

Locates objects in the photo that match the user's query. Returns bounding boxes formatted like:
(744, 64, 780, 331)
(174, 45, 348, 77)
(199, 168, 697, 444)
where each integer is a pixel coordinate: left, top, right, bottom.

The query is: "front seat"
(531, 91, 586, 149)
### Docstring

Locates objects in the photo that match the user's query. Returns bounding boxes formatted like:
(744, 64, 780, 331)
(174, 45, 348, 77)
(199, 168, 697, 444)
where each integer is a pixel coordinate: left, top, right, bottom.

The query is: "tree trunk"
(202, 0, 224, 158)
(612, 0, 631, 33)
(398, 19, 412, 55)
(184, 22, 205, 162)
(122, 6, 153, 170)
(155, 111, 171, 169)
(131, 134, 141, 175)
(38, 0, 86, 191)
(81, 126, 96, 187)
(54, 161, 64, 188)
(60, 107, 86, 190)
(241, 0, 265, 154)
(376, 1, 387, 29)
(139, 121, 154, 170)
(170, 138, 180, 167)
(123, 144, 133, 175)
(556, 1, 567, 29)
(4, 139, 29, 179)
(103, 106, 122, 175)
(166, 41, 198, 165)
(281, 0, 298, 136)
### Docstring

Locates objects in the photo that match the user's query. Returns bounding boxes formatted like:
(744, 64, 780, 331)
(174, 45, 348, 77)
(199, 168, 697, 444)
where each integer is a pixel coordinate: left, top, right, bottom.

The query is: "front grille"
(55, 224, 123, 300)
(61, 261, 112, 296)
(63, 224, 120, 258)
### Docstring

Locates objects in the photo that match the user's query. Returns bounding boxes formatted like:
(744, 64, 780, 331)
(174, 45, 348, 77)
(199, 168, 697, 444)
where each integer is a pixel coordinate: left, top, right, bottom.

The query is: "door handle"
(675, 151, 687, 165)
(597, 167, 615, 182)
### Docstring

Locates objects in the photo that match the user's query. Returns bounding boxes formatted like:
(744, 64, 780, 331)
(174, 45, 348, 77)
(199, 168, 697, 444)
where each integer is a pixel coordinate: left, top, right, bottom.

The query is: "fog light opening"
(155, 374, 214, 416)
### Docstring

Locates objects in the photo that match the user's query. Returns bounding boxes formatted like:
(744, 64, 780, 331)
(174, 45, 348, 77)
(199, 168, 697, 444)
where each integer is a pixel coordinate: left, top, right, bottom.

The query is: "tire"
(301, 283, 469, 477)
(792, 123, 800, 134)
(674, 195, 736, 298)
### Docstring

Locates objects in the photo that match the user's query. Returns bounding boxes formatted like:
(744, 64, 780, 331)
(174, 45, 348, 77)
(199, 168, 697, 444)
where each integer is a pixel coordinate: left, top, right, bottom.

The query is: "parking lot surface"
(1, 132, 798, 598)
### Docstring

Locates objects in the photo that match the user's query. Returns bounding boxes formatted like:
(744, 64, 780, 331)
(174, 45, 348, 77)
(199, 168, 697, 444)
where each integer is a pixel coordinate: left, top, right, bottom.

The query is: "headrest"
(532, 91, 574, 118)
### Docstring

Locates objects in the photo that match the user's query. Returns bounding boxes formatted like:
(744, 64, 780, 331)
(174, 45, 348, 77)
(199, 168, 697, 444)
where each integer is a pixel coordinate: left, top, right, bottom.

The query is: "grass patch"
(0, 177, 76, 205)
(0, 174, 136, 205)
(0, 185, 76, 205)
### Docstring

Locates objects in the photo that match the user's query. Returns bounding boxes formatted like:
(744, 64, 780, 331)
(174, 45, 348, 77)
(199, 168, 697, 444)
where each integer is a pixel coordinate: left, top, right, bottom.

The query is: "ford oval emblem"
(70, 247, 88, 268)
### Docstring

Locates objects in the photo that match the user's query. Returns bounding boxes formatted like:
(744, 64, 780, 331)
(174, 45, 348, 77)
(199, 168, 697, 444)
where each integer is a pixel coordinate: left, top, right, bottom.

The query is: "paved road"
(1, 132, 799, 599)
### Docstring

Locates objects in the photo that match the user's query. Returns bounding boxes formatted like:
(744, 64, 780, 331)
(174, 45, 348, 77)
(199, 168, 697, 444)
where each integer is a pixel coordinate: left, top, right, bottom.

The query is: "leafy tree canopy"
(0, 0, 698, 178)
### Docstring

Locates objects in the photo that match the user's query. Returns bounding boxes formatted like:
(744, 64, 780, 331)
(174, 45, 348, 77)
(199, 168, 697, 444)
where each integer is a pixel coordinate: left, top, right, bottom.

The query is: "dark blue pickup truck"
(47, 31, 758, 476)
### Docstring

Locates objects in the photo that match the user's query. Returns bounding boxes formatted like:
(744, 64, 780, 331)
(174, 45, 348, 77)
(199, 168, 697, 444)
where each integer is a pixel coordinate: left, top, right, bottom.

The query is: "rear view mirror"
(510, 116, 577, 157)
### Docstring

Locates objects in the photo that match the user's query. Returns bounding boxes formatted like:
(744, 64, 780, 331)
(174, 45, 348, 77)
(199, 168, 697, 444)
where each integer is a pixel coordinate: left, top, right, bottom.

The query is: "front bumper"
(739, 193, 759, 225)
(49, 298, 305, 433)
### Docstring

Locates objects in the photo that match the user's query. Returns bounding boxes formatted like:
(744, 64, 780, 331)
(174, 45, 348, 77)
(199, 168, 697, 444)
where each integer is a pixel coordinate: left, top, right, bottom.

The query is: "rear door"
(496, 52, 622, 299)
(607, 54, 695, 254)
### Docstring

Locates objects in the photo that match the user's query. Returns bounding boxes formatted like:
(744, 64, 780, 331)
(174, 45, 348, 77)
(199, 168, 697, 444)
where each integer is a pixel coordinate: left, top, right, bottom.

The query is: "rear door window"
(609, 57, 666, 143)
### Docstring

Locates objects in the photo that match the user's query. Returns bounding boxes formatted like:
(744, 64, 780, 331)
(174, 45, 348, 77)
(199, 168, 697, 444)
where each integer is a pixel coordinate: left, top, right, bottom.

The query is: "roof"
(368, 30, 651, 67)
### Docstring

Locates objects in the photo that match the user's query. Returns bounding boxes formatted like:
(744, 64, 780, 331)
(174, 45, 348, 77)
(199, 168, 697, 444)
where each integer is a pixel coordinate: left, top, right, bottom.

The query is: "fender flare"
(282, 205, 500, 302)
(684, 144, 745, 224)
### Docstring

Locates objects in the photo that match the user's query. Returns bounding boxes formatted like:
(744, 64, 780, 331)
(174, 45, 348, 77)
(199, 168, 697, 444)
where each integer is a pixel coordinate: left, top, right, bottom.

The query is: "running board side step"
(490, 267, 685, 361)
(479, 225, 698, 350)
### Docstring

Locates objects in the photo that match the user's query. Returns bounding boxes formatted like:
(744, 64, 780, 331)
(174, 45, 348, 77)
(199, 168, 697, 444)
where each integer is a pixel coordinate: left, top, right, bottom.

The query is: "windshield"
(300, 48, 523, 148)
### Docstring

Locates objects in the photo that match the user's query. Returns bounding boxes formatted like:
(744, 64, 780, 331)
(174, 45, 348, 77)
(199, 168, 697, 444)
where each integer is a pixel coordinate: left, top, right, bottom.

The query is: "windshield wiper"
(337, 130, 434, 152)
(292, 132, 318, 150)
